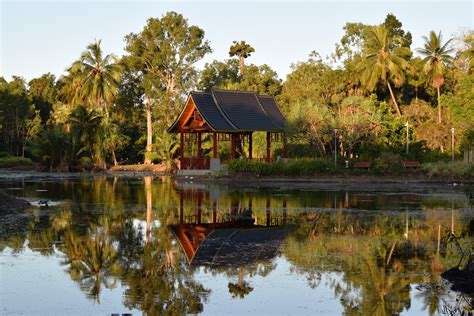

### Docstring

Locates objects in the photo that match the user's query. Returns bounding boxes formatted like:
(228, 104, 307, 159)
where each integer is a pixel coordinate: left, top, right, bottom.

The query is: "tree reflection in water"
(0, 176, 473, 315)
(62, 219, 120, 302)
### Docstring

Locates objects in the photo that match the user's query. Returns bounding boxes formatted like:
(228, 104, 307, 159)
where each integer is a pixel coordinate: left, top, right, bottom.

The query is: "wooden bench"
(401, 161, 421, 168)
(353, 161, 372, 169)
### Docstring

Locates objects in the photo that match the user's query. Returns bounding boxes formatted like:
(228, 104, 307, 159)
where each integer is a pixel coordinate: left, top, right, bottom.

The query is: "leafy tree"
(124, 11, 212, 164)
(417, 31, 454, 123)
(23, 110, 42, 156)
(0, 76, 34, 156)
(197, 59, 240, 92)
(229, 40, 255, 75)
(279, 52, 347, 113)
(357, 25, 411, 116)
(444, 72, 474, 148)
(112, 70, 145, 163)
(382, 13, 413, 48)
(227, 63, 282, 95)
(198, 59, 281, 96)
(28, 73, 57, 123)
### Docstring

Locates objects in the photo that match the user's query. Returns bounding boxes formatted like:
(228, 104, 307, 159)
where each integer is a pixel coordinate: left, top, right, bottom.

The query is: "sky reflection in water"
(0, 175, 473, 315)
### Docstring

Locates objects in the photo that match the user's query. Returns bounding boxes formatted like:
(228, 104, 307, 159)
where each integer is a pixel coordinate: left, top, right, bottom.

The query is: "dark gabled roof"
(168, 89, 287, 133)
(212, 90, 282, 131)
(257, 95, 287, 130)
(191, 92, 236, 131)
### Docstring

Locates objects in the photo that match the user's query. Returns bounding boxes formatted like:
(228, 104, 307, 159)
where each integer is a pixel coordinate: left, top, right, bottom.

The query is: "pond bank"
(176, 173, 474, 191)
(1, 169, 474, 191)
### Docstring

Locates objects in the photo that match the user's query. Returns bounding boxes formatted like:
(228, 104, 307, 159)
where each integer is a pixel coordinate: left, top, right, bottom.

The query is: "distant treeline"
(0, 12, 473, 171)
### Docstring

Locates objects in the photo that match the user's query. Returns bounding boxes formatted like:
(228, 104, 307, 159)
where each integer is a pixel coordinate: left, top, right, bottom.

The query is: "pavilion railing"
(180, 157, 279, 169)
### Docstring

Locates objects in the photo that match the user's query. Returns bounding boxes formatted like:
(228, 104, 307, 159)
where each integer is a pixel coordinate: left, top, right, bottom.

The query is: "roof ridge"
(191, 91, 211, 95)
(212, 88, 256, 94)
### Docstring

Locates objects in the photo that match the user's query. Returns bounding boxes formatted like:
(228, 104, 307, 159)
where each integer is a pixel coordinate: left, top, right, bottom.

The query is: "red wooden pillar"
(213, 132, 218, 158)
(283, 200, 287, 224)
(266, 132, 271, 162)
(266, 198, 271, 226)
(180, 131, 184, 169)
(231, 134, 236, 159)
(212, 200, 217, 224)
(248, 133, 253, 159)
(179, 190, 184, 224)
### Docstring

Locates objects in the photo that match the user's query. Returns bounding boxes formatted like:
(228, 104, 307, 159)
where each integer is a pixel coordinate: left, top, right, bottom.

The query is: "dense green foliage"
(0, 12, 472, 171)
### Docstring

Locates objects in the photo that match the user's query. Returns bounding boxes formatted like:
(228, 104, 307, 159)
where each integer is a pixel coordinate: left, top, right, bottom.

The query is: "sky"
(1, 0, 472, 82)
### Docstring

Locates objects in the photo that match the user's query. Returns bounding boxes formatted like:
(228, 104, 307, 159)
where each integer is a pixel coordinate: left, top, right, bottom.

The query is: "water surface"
(1, 174, 473, 315)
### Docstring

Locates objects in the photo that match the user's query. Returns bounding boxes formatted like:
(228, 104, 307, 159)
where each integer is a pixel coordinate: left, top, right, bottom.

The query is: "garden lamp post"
(334, 129, 338, 167)
(405, 121, 409, 154)
(451, 128, 455, 162)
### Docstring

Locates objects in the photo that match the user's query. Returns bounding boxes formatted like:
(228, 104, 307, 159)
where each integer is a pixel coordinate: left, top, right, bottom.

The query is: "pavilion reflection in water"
(170, 183, 289, 268)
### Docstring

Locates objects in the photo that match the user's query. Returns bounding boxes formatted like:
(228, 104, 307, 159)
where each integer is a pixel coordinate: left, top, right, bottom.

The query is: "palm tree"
(72, 39, 122, 165)
(229, 41, 255, 75)
(417, 31, 454, 123)
(357, 26, 411, 116)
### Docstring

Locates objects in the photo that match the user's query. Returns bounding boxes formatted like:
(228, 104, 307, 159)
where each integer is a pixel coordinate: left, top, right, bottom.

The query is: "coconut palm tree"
(229, 41, 255, 76)
(357, 26, 411, 116)
(417, 31, 454, 124)
(72, 40, 122, 165)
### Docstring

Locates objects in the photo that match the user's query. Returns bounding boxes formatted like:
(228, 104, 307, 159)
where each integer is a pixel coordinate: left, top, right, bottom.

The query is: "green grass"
(227, 158, 335, 176)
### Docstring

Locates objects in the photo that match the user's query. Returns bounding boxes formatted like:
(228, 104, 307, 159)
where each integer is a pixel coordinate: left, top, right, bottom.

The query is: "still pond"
(0, 173, 473, 315)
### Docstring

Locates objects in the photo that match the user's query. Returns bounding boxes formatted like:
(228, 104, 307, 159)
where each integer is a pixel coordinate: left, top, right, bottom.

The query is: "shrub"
(0, 155, 33, 168)
(420, 150, 451, 163)
(227, 158, 334, 176)
(144, 151, 161, 163)
(374, 152, 403, 172)
(422, 161, 474, 178)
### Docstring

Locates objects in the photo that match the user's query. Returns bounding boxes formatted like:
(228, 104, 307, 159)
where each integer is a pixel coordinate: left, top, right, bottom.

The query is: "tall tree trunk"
(239, 56, 244, 76)
(437, 86, 442, 124)
(144, 96, 153, 164)
(111, 148, 118, 166)
(386, 81, 402, 116)
(104, 102, 118, 166)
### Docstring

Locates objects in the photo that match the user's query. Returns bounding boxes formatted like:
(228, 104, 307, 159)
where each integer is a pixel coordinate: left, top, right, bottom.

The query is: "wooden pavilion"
(168, 89, 288, 170)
